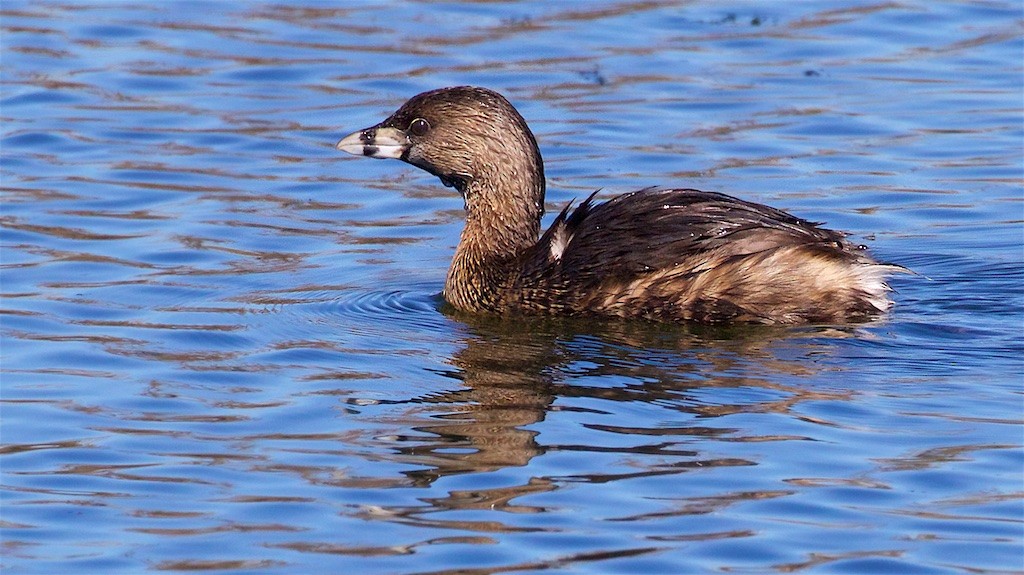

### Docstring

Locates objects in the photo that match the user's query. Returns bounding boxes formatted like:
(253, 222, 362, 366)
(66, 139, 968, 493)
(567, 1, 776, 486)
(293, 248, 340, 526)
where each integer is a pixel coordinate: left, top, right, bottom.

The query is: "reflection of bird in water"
(387, 316, 855, 492)
(398, 318, 559, 487)
(344, 317, 865, 528)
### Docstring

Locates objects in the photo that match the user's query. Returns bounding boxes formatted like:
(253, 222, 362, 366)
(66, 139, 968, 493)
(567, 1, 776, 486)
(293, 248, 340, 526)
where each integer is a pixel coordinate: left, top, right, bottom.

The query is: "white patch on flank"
(549, 224, 569, 261)
(854, 263, 904, 312)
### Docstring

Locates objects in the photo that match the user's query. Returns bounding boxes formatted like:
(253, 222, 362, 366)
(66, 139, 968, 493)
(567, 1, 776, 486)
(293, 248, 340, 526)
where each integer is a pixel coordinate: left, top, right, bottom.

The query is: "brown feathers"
(337, 86, 903, 324)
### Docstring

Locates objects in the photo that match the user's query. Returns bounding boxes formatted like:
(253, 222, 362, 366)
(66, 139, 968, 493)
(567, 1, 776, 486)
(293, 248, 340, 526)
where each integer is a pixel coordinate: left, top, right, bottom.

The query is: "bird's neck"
(444, 174, 544, 312)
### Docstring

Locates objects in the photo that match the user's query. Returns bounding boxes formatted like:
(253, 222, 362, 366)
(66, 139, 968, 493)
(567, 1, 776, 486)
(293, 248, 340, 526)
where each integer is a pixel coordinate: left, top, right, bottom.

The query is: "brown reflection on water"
(619, 489, 794, 523)
(400, 322, 562, 483)
(874, 442, 1019, 472)
(270, 535, 497, 559)
(774, 548, 907, 573)
(418, 547, 666, 575)
(336, 315, 858, 536)
(152, 559, 287, 572)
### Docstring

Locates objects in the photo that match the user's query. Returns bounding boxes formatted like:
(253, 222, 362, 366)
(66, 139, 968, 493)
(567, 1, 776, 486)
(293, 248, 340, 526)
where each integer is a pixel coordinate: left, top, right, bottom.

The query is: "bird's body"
(337, 86, 901, 324)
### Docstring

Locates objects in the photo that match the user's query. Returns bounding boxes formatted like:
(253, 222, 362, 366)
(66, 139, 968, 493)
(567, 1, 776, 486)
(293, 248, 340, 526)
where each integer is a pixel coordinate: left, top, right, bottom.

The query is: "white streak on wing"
(549, 223, 569, 261)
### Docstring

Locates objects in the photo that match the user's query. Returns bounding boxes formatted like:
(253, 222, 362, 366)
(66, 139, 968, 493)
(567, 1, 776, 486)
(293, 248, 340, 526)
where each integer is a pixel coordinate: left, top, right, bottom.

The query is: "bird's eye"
(409, 118, 430, 136)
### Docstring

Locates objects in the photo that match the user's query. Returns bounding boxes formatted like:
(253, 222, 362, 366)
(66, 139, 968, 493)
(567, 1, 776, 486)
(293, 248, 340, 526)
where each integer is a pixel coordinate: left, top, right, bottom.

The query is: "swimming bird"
(336, 86, 900, 324)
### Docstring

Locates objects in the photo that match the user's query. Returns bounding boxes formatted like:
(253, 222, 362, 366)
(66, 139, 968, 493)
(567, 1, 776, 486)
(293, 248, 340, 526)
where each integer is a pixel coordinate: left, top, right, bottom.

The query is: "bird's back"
(509, 187, 897, 324)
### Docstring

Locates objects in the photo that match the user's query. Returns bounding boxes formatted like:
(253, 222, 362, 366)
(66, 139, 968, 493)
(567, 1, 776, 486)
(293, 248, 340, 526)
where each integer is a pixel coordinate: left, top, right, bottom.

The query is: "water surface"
(2, 1, 1022, 573)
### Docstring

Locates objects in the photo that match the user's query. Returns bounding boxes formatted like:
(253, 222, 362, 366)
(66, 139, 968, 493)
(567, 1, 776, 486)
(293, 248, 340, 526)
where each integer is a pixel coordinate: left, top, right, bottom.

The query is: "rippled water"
(2, 2, 1022, 573)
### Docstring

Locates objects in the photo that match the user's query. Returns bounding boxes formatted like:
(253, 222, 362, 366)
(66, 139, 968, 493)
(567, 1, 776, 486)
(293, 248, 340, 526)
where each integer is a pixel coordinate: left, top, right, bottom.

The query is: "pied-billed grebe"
(337, 86, 902, 324)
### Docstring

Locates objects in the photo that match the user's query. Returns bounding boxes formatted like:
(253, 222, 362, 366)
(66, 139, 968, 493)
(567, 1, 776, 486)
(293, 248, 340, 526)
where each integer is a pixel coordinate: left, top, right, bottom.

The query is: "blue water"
(2, 2, 1022, 573)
